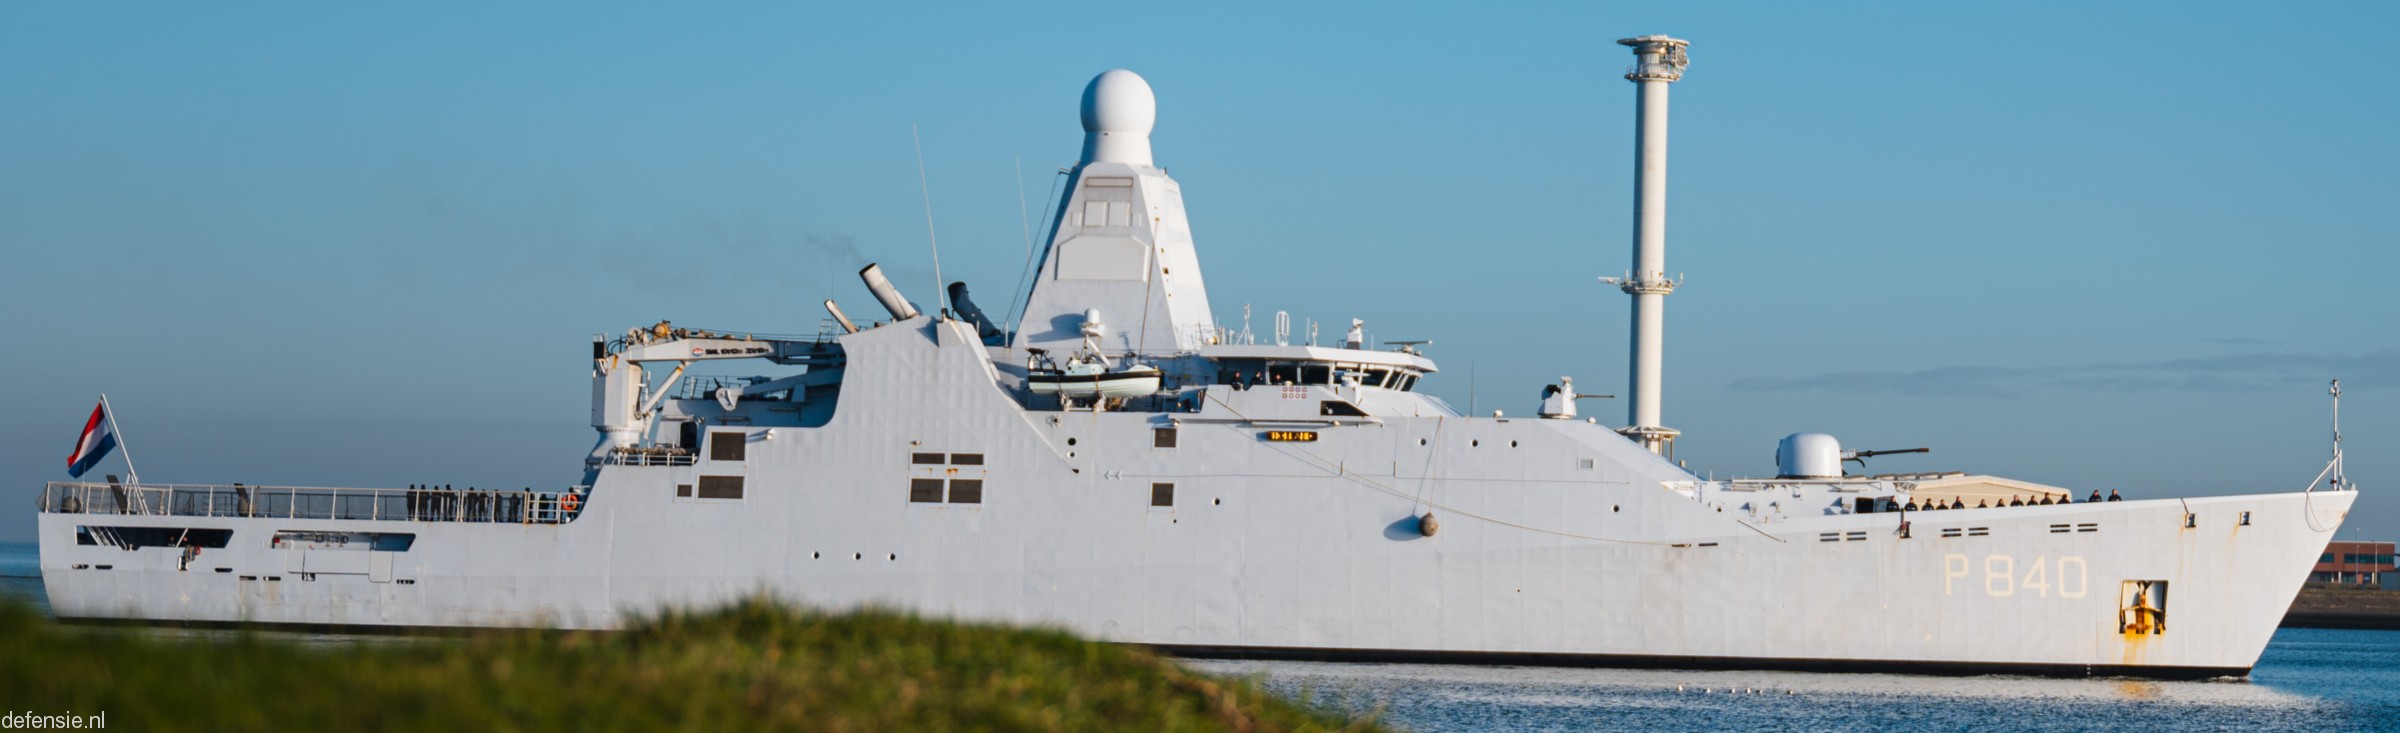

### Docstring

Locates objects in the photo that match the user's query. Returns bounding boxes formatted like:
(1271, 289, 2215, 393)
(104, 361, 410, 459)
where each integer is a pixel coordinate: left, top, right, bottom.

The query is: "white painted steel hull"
(37, 320, 2354, 678)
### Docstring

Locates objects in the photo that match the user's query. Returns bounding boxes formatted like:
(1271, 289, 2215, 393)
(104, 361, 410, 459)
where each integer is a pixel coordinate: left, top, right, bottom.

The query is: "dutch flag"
(67, 401, 117, 479)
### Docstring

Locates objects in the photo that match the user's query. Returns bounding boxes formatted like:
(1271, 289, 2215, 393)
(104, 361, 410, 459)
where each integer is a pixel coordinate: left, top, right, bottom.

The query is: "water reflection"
(1190, 633, 2397, 732)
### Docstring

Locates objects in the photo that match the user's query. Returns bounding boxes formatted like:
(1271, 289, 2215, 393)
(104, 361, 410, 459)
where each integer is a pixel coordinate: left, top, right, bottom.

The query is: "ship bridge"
(1193, 344, 1436, 392)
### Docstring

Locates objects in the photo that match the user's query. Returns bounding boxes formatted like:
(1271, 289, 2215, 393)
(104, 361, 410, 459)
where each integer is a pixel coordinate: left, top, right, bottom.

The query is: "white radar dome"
(1079, 69, 1156, 166)
(1776, 433, 1843, 479)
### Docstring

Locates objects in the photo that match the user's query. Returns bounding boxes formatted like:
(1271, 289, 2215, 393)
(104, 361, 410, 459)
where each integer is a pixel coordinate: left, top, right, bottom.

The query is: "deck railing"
(36, 482, 590, 525)
(600, 451, 696, 467)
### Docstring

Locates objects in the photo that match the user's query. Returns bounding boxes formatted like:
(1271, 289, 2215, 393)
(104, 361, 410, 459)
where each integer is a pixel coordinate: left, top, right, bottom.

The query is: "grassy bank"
(0, 599, 1379, 732)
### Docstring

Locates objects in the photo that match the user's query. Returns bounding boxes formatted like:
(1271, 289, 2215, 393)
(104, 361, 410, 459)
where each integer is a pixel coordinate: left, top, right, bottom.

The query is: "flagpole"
(98, 393, 140, 486)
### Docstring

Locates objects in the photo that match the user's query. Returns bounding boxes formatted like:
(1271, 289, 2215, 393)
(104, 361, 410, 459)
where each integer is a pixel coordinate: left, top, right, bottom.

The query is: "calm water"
(4, 542, 2394, 730)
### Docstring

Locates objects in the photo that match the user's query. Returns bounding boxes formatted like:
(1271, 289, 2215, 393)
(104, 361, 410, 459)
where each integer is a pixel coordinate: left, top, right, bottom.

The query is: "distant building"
(2311, 540, 2396, 586)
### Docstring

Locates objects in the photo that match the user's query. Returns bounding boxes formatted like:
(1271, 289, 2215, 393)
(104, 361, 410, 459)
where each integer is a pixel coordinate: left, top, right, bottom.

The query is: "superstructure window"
(709, 432, 747, 461)
(1154, 427, 1178, 448)
(696, 476, 745, 500)
(910, 451, 986, 505)
(1320, 400, 1368, 417)
(910, 479, 944, 503)
(1151, 482, 1175, 508)
(76, 526, 233, 550)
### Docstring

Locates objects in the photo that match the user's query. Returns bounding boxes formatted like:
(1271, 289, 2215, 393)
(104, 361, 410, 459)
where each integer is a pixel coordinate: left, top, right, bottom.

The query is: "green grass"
(0, 598, 1381, 732)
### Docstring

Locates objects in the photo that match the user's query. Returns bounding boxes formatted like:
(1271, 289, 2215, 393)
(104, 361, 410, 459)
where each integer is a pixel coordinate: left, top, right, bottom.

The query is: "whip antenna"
(913, 123, 946, 314)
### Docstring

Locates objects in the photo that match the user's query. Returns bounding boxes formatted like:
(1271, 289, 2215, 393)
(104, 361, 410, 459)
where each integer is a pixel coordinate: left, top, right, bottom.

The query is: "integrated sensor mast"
(1614, 34, 1689, 455)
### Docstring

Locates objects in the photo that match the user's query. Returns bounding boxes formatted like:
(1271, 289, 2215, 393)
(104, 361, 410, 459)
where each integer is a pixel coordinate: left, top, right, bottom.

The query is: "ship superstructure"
(36, 40, 2354, 678)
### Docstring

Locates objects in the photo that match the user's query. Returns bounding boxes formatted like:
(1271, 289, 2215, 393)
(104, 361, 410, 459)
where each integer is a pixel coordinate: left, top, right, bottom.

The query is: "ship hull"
(35, 322, 2354, 678)
(37, 478, 2349, 678)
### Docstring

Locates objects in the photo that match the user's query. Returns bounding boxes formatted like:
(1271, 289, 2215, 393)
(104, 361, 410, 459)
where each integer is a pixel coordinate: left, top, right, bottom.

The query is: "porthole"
(889, 553, 897, 561)
(1067, 438, 1079, 446)
(1213, 498, 1222, 506)
(854, 552, 862, 560)
(1471, 440, 1480, 447)
(812, 551, 821, 559)
(1613, 505, 1621, 513)
(1510, 440, 1519, 448)
(1419, 438, 1428, 446)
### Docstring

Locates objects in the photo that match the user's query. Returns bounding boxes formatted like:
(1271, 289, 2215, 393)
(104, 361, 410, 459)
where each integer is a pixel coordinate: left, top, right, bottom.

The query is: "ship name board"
(1261, 431, 1318, 443)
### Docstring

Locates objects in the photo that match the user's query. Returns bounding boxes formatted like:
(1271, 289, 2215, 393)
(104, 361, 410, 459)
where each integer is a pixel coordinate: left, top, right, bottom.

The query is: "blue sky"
(2, 2, 2393, 544)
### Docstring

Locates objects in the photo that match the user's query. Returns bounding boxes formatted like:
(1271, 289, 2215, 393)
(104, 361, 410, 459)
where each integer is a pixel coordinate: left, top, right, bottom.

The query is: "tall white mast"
(1615, 35, 1689, 455)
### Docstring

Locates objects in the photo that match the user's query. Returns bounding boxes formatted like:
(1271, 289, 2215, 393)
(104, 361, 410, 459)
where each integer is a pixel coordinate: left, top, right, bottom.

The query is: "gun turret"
(1843, 447, 1930, 467)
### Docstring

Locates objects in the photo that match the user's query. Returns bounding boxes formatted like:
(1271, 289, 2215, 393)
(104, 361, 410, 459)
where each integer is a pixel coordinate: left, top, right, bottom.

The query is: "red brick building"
(2312, 540, 2396, 585)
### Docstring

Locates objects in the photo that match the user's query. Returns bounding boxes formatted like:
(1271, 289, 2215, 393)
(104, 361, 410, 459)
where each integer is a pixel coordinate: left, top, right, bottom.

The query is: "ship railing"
(600, 450, 696, 467)
(36, 481, 593, 525)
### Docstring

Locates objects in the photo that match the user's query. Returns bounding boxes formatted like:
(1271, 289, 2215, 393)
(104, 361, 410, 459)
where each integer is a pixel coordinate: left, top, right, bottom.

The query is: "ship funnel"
(823, 299, 859, 334)
(1614, 35, 1690, 455)
(859, 264, 920, 321)
(948, 282, 1001, 339)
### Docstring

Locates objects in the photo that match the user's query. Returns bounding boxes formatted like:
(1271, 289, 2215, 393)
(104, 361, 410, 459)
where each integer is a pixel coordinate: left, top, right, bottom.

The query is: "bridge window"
(1151, 482, 1175, 508)
(911, 452, 945, 465)
(1154, 427, 1178, 448)
(948, 479, 983, 504)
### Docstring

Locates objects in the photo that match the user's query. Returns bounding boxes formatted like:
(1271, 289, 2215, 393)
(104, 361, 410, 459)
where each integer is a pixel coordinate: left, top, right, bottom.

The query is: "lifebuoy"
(560, 493, 581, 513)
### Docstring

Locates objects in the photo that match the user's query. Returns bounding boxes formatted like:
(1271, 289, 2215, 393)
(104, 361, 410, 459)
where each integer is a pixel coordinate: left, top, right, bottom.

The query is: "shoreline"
(2282, 586, 2400, 630)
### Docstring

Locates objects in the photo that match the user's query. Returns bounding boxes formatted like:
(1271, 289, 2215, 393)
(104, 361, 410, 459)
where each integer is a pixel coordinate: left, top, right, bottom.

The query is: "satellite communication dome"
(1080, 69, 1156, 165)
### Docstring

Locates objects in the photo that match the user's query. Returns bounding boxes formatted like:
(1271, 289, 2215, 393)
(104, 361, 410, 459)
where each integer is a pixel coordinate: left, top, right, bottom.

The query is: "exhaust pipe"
(859, 264, 920, 321)
(823, 299, 860, 334)
(948, 282, 1001, 339)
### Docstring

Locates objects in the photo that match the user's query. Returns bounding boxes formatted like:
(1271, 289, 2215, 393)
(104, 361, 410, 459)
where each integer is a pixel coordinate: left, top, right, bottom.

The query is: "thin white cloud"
(1728, 351, 2397, 398)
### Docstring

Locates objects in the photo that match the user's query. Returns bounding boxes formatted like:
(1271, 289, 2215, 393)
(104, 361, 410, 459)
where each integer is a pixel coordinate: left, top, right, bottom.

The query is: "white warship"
(37, 37, 2357, 678)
